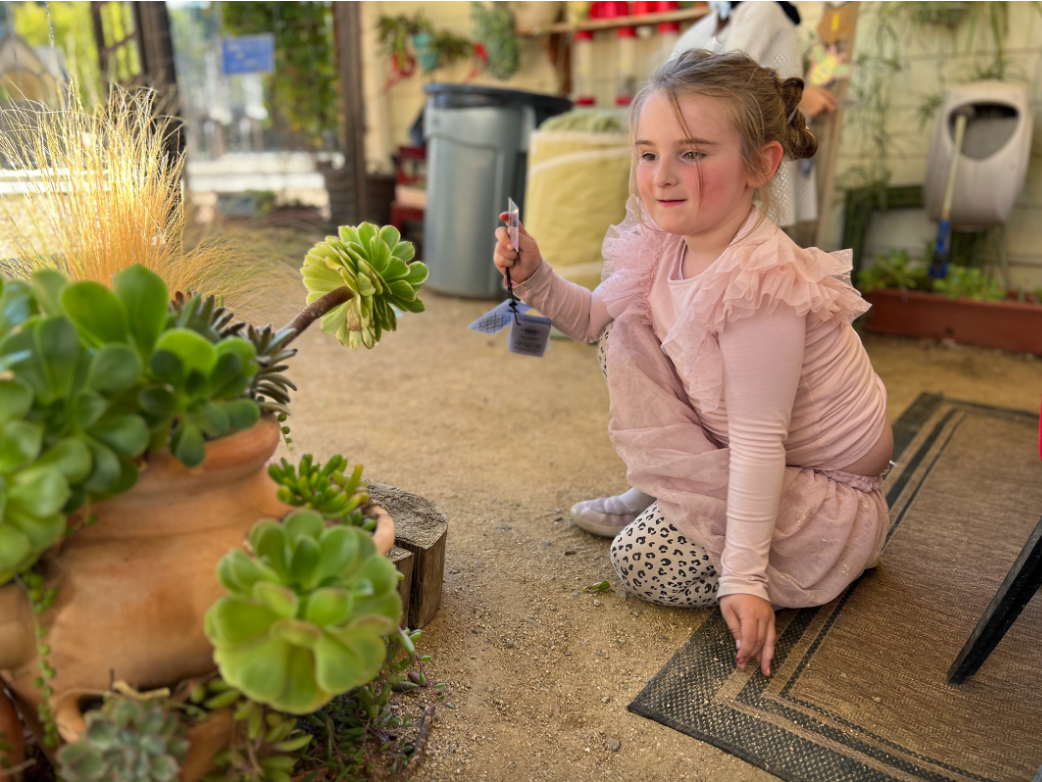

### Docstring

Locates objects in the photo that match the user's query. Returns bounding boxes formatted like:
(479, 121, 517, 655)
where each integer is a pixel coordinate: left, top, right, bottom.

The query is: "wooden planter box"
(864, 288, 1042, 355)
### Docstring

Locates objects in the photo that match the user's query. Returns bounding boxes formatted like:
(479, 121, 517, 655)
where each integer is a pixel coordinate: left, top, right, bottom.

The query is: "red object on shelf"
(655, 0, 681, 33)
(633, 0, 655, 14)
(616, 25, 637, 37)
(390, 146, 427, 231)
(574, 29, 594, 41)
(616, 96, 633, 106)
(597, 1, 630, 18)
(576, 97, 596, 106)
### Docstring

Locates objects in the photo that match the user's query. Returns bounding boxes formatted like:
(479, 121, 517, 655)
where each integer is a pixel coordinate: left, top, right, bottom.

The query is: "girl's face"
(634, 91, 760, 239)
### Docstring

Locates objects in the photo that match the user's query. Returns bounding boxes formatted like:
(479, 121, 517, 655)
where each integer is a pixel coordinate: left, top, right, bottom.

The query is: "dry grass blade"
(0, 88, 272, 307)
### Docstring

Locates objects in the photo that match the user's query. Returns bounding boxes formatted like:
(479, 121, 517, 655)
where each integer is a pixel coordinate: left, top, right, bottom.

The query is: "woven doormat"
(628, 394, 1042, 782)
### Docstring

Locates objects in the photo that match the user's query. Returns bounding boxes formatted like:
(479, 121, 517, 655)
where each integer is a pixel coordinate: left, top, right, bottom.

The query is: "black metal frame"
(948, 515, 1042, 684)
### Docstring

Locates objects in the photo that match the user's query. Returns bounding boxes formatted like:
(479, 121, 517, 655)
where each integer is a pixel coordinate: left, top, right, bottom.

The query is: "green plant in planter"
(471, 1, 519, 81)
(0, 220, 425, 587)
(269, 454, 369, 526)
(0, 380, 91, 583)
(857, 249, 932, 294)
(56, 696, 190, 782)
(205, 511, 402, 714)
(932, 265, 1008, 302)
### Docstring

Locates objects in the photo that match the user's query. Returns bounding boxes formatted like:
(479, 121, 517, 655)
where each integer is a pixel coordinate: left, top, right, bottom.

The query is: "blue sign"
(221, 35, 275, 76)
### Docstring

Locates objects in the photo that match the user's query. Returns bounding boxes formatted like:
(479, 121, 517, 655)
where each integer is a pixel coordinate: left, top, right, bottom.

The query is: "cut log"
(368, 483, 448, 628)
(389, 545, 414, 615)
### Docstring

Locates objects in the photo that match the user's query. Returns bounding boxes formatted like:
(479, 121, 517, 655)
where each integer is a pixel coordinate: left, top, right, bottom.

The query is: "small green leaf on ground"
(583, 581, 611, 593)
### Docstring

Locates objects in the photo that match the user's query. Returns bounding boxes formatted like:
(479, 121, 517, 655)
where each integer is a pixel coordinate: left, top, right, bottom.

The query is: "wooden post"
(331, 2, 368, 226)
(90, 1, 184, 164)
(389, 545, 415, 617)
(132, 2, 184, 161)
(813, 2, 860, 249)
(368, 483, 448, 629)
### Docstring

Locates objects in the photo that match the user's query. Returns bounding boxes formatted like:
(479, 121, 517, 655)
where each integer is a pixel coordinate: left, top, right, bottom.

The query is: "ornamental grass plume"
(0, 87, 275, 308)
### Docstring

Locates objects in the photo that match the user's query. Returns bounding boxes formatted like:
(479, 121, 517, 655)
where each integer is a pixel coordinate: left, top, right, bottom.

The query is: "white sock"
(587, 487, 654, 516)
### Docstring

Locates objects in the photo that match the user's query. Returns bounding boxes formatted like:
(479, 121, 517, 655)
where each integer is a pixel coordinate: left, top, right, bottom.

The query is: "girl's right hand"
(493, 212, 543, 285)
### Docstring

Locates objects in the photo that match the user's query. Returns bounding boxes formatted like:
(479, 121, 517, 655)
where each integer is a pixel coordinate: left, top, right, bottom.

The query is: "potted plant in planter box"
(0, 93, 433, 781)
(859, 249, 1042, 355)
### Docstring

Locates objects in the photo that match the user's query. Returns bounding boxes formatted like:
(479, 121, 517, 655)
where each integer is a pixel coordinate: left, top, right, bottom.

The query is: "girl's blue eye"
(683, 150, 704, 161)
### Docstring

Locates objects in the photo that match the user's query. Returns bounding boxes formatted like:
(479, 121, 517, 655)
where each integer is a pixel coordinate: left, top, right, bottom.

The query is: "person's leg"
(609, 501, 720, 608)
(572, 322, 655, 537)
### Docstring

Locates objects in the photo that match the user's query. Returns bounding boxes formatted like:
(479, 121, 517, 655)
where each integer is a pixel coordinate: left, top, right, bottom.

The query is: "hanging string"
(43, 1, 55, 50)
(7, 0, 26, 102)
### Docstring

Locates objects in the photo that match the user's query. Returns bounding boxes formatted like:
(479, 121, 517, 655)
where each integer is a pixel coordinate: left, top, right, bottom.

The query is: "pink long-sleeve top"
(514, 206, 887, 603)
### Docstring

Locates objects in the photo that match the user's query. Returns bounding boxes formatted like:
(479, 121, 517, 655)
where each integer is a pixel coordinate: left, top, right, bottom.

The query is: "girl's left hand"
(720, 594, 776, 676)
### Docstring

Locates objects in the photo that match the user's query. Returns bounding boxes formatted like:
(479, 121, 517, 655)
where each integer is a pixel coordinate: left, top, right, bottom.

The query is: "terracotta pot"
(864, 288, 1042, 355)
(0, 416, 396, 781)
(0, 685, 25, 776)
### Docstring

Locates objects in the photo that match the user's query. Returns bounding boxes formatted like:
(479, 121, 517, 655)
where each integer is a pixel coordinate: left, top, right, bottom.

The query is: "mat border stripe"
(628, 394, 1041, 782)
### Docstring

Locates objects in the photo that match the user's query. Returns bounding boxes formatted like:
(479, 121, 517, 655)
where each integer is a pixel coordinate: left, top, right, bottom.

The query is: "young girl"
(492, 50, 892, 678)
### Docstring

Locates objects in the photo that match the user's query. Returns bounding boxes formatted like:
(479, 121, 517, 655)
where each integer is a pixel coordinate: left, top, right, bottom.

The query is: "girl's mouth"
(657, 198, 686, 206)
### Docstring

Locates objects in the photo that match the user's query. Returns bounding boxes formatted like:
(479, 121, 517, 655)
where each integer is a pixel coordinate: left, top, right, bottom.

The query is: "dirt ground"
(245, 229, 1042, 782)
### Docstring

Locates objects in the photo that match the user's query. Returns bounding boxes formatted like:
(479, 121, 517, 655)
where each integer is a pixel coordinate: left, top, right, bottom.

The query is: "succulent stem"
(277, 286, 354, 347)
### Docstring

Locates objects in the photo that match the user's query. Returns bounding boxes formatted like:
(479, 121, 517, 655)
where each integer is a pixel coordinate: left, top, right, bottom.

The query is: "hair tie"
(787, 107, 798, 125)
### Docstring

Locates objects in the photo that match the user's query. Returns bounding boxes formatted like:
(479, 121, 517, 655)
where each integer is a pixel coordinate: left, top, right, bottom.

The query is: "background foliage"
(218, 1, 338, 151)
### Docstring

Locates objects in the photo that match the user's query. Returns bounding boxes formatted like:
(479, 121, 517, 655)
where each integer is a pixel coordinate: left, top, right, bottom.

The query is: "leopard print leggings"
(599, 322, 721, 608)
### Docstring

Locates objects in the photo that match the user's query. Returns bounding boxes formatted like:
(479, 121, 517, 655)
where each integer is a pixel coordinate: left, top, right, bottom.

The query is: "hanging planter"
(471, 1, 520, 81)
(412, 31, 440, 73)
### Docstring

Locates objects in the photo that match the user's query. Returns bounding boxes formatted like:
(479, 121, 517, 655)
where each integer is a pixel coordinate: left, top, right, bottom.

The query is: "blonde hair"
(628, 49, 817, 225)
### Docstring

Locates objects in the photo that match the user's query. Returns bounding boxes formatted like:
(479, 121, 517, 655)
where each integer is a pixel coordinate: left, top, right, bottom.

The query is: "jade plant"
(56, 696, 190, 782)
(204, 510, 402, 714)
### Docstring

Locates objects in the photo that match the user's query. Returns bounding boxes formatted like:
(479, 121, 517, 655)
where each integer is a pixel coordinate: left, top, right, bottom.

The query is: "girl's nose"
(653, 161, 676, 189)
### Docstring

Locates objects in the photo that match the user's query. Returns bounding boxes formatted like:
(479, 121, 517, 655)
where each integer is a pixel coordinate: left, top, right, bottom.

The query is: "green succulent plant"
(300, 223, 427, 349)
(167, 292, 298, 418)
(205, 510, 402, 714)
(169, 291, 247, 342)
(0, 380, 91, 583)
(139, 328, 260, 467)
(0, 264, 264, 583)
(244, 324, 298, 418)
(268, 454, 369, 525)
(56, 696, 189, 782)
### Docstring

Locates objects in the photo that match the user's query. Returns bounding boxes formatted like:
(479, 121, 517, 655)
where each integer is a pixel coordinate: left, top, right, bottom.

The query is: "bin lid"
(424, 84, 572, 114)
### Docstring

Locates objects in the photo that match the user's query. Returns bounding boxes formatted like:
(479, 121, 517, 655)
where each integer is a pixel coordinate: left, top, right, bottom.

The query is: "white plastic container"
(924, 81, 1033, 230)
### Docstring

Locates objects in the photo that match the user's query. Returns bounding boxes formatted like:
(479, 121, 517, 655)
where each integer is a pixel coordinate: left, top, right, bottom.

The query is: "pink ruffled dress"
(514, 200, 889, 609)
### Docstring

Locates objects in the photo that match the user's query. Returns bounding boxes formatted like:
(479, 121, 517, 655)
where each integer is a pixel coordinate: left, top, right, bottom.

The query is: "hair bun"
(779, 77, 817, 160)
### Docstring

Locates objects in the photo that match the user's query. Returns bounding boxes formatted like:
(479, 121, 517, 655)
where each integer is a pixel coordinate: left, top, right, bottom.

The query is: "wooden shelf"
(519, 7, 709, 36)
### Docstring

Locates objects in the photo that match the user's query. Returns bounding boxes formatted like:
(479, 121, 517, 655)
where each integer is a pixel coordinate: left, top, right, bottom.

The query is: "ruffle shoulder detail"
(599, 196, 680, 321)
(662, 226, 870, 414)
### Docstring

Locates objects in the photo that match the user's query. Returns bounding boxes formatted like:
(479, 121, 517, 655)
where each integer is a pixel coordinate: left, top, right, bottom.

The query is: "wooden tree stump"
(368, 483, 448, 628)
(388, 545, 414, 614)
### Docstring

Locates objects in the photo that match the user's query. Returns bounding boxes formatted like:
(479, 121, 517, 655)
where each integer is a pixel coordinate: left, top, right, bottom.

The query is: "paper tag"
(508, 311, 551, 358)
(469, 299, 519, 334)
(507, 197, 520, 253)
